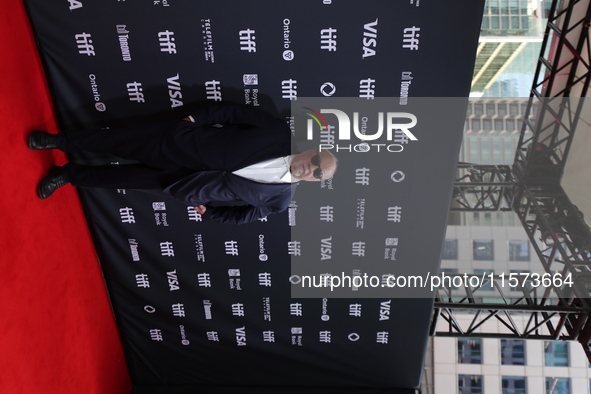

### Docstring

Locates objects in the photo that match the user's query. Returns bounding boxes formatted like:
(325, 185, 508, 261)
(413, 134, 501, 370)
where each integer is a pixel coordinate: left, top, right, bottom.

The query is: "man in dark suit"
(29, 104, 337, 224)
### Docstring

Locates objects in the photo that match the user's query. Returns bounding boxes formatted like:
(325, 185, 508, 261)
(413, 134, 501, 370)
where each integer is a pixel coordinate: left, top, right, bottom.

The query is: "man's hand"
(194, 205, 207, 215)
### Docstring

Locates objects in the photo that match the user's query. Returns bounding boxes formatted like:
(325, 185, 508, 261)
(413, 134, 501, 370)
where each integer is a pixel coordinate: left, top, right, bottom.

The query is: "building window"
(544, 341, 569, 366)
(458, 339, 482, 364)
(473, 240, 494, 260)
(545, 377, 570, 394)
(509, 240, 530, 261)
(501, 339, 525, 365)
(442, 239, 458, 260)
(459, 375, 483, 393)
(502, 376, 527, 394)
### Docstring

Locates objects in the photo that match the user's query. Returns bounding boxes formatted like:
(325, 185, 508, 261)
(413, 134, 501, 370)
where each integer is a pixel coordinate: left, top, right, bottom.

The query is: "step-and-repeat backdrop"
(24, 1, 484, 392)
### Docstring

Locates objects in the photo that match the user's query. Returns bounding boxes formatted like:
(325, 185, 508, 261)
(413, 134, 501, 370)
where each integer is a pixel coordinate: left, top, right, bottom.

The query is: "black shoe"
(37, 166, 68, 199)
(28, 130, 58, 150)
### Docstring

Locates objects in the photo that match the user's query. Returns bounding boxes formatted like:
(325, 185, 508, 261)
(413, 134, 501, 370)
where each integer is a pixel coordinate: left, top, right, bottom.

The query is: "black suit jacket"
(162, 105, 296, 224)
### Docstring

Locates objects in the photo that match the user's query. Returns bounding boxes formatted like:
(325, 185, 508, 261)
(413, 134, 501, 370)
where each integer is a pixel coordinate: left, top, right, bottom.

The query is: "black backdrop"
(24, 1, 485, 392)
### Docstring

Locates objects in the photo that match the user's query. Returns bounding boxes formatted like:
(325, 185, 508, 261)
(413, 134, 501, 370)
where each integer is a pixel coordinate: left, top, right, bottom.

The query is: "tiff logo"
(187, 206, 202, 221)
(387, 206, 402, 222)
(320, 28, 337, 51)
(319, 206, 334, 222)
(160, 241, 174, 257)
(355, 168, 370, 185)
(402, 26, 420, 50)
(351, 241, 366, 257)
(239, 29, 256, 52)
(376, 331, 389, 344)
(205, 80, 222, 101)
(136, 273, 150, 288)
(288, 241, 301, 256)
(231, 303, 245, 317)
(281, 79, 297, 100)
(393, 130, 411, 144)
(197, 273, 211, 287)
(290, 303, 303, 316)
(158, 30, 177, 54)
(224, 240, 239, 256)
(319, 330, 331, 343)
(150, 329, 163, 341)
(349, 303, 362, 317)
(172, 303, 185, 317)
(320, 125, 335, 145)
(263, 330, 275, 342)
(126, 82, 145, 103)
(207, 331, 219, 341)
(75, 32, 95, 56)
(258, 272, 272, 287)
(359, 78, 376, 99)
(119, 207, 135, 223)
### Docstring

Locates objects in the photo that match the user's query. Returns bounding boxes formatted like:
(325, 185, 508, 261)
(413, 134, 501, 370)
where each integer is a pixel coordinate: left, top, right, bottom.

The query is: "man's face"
(290, 149, 336, 182)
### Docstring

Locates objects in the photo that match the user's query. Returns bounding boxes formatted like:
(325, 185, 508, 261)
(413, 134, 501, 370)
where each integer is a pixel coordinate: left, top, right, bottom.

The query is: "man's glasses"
(311, 151, 323, 180)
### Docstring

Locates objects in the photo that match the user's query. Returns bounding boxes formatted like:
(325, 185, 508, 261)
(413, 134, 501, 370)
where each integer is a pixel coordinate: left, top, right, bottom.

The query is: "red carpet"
(0, 1, 131, 393)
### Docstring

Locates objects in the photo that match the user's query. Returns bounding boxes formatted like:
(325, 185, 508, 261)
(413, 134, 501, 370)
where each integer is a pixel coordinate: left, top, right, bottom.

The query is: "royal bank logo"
(127, 82, 145, 103)
(167, 74, 183, 108)
(158, 30, 177, 54)
(239, 29, 256, 52)
(402, 26, 420, 50)
(320, 28, 337, 51)
(228, 268, 242, 290)
(384, 238, 398, 260)
(282, 19, 294, 61)
(116, 25, 132, 61)
(362, 19, 378, 58)
(152, 201, 169, 226)
(243, 74, 260, 106)
(88, 74, 106, 112)
(291, 327, 303, 346)
(205, 80, 222, 101)
(201, 19, 215, 63)
(75, 32, 95, 56)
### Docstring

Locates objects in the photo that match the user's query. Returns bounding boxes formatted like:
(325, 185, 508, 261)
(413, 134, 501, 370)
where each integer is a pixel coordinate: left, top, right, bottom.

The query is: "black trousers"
(58, 121, 193, 190)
